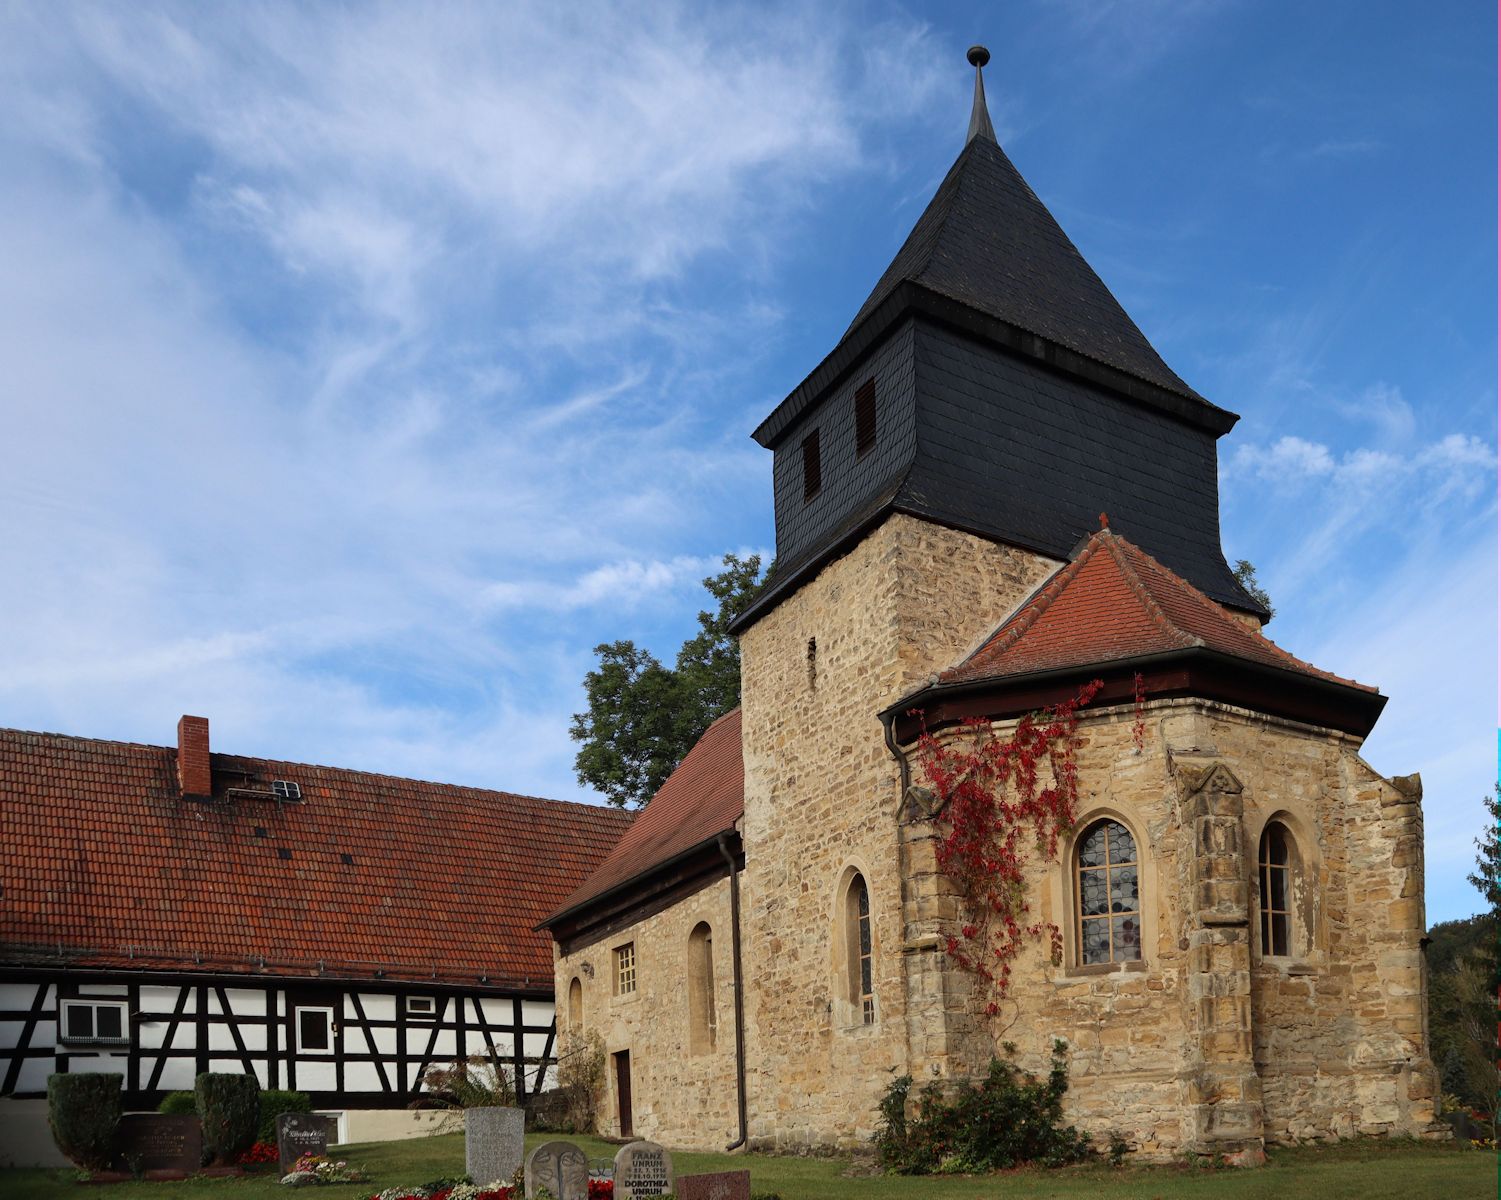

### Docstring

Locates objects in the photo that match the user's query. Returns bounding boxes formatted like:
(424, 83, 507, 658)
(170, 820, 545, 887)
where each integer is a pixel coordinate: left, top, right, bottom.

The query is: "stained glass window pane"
(1078, 825, 1108, 867)
(1110, 865, 1138, 912)
(1080, 869, 1109, 916)
(1112, 916, 1141, 960)
(1107, 822, 1136, 865)
(1082, 917, 1111, 964)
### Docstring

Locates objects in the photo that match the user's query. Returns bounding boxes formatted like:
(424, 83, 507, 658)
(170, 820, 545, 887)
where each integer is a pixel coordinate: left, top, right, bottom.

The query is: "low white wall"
(0, 1098, 71, 1168)
(331, 1108, 457, 1145)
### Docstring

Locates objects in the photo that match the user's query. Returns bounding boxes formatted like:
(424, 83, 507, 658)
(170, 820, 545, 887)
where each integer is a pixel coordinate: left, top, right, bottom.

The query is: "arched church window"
(1259, 823, 1296, 957)
(1077, 820, 1141, 965)
(687, 922, 716, 1054)
(844, 873, 875, 1023)
(567, 977, 582, 1030)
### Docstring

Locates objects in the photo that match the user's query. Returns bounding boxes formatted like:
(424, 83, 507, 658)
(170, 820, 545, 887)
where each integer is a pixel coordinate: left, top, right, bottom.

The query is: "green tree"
(571, 554, 767, 808)
(1232, 559, 1274, 620)
(1467, 784, 1501, 914)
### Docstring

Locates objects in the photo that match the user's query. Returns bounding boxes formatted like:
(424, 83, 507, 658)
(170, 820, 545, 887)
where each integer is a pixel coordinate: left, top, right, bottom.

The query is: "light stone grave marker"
(276, 1112, 338, 1175)
(675, 1171, 751, 1200)
(524, 1139, 590, 1200)
(613, 1140, 674, 1199)
(465, 1106, 525, 1185)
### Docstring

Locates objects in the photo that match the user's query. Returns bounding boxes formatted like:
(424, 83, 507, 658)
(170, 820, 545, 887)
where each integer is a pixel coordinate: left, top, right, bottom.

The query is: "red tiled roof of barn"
(0, 726, 632, 988)
(547, 708, 743, 922)
(941, 525, 1375, 692)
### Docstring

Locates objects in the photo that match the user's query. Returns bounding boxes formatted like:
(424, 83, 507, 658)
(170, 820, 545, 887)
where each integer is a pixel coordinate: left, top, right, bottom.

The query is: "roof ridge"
(0, 725, 631, 820)
(1118, 538, 1364, 686)
(1100, 531, 1199, 649)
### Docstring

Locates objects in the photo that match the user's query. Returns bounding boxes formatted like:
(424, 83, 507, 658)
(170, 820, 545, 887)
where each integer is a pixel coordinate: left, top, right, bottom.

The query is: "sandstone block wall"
(737, 514, 1057, 1150)
(551, 877, 739, 1150)
(920, 698, 1438, 1160)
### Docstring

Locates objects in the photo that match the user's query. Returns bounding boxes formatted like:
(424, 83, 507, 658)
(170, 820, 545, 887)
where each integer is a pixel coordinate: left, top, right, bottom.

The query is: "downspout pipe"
(717, 832, 749, 1152)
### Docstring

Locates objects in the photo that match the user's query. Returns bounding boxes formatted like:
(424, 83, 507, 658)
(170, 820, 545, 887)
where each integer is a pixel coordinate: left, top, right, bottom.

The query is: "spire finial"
(966, 45, 996, 145)
(1099, 512, 1111, 530)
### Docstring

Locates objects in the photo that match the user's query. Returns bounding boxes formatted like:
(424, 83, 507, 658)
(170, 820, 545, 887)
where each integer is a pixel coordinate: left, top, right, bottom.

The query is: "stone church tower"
(544, 49, 1439, 1163)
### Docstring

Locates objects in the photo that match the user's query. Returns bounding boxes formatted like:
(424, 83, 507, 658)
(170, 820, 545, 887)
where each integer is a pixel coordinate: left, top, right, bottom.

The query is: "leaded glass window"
(1259, 824, 1292, 957)
(844, 872, 875, 1024)
(1077, 820, 1141, 965)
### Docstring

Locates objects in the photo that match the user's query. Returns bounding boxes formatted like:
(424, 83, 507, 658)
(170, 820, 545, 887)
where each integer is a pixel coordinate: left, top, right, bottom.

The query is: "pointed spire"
(966, 45, 996, 145)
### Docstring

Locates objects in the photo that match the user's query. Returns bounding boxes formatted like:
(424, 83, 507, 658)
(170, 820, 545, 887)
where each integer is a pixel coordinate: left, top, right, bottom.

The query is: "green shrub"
(195, 1072, 260, 1165)
(257, 1089, 312, 1143)
(47, 1073, 123, 1171)
(157, 1090, 196, 1116)
(873, 1040, 1090, 1174)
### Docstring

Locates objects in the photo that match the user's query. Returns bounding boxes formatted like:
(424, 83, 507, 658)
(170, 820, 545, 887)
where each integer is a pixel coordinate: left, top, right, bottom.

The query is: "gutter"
(717, 833, 749, 1152)
(535, 832, 735, 933)
(880, 646, 1386, 739)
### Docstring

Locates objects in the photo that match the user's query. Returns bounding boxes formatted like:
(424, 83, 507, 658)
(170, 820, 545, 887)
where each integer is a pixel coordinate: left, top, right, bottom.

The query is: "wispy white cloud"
(0, 2, 946, 797)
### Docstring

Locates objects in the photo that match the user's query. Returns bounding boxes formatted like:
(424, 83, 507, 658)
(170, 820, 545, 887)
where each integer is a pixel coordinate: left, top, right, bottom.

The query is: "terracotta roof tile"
(0, 728, 632, 988)
(549, 708, 743, 920)
(942, 527, 1374, 692)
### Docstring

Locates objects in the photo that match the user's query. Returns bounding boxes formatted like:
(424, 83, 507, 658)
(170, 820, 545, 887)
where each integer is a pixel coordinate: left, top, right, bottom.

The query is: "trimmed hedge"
(157, 1090, 196, 1116)
(47, 1073, 123, 1171)
(195, 1072, 260, 1166)
(257, 1089, 312, 1143)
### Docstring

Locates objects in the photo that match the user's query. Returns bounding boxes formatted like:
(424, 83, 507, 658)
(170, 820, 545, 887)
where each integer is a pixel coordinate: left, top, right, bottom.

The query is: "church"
(540, 48, 1441, 1163)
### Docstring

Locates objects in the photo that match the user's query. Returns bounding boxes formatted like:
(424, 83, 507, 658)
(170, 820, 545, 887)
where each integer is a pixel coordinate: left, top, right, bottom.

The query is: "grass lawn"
(0, 1132, 1491, 1200)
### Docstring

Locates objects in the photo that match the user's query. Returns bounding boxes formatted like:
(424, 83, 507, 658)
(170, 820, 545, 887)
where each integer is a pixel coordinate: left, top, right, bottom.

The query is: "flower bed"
(365, 1183, 513, 1200)
(238, 1142, 279, 1167)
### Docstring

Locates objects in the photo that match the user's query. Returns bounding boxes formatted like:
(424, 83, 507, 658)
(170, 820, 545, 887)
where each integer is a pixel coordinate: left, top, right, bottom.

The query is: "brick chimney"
(177, 715, 212, 799)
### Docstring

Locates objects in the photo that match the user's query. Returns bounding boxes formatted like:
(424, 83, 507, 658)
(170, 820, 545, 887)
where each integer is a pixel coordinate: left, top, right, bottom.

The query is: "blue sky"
(0, 2, 1494, 923)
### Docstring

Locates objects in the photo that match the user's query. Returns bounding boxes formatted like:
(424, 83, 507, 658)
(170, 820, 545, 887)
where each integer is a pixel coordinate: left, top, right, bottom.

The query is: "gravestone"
(113, 1114, 202, 1177)
(276, 1112, 337, 1174)
(465, 1106, 525, 1185)
(524, 1139, 590, 1200)
(676, 1171, 751, 1200)
(613, 1140, 674, 1199)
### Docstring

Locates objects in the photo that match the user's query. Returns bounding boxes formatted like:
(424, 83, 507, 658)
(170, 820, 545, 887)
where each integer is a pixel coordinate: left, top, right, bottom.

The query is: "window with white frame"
(59, 999, 130, 1046)
(296, 1006, 335, 1053)
(405, 995, 437, 1020)
(615, 943, 637, 995)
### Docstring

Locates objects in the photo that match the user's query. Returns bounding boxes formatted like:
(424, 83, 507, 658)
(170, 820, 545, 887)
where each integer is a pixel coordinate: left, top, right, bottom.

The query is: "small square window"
(60, 1000, 130, 1046)
(406, 996, 436, 1020)
(296, 1007, 334, 1053)
(615, 943, 637, 995)
(801, 430, 822, 501)
(272, 780, 302, 801)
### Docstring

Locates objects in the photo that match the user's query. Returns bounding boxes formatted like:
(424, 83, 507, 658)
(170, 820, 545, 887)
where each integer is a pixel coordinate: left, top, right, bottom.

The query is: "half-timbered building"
(0, 715, 631, 1113)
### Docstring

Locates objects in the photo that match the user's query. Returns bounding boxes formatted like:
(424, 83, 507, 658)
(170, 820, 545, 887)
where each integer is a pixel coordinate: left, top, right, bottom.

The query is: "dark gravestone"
(676, 1171, 751, 1200)
(613, 1140, 674, 1200)
(277, 1112, 337, 1174)
(524, 1139, 589, 1200)
(113, 1114, 202, 1177)
(465, 1106, 525, 1185)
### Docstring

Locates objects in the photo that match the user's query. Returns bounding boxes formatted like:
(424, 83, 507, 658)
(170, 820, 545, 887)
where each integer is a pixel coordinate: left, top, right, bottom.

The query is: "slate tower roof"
(733, 48, 1264, 633)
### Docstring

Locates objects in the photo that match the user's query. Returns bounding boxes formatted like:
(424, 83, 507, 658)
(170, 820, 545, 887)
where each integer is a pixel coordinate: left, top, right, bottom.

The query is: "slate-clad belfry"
(542, 48, 1441, 1162)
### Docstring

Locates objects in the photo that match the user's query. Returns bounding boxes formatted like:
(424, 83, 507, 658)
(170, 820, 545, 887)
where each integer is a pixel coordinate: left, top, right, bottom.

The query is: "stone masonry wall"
(914, 697, 1437, 1161)
(737, 513, 1058, 1151)
(551, 877, 739, 1150)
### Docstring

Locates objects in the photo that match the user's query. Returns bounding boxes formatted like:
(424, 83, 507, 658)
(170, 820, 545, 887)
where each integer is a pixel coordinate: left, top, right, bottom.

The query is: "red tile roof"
(547, 708, 743, 921)
(0, 727, 633, 989)
(941, 527, 1375, 692)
